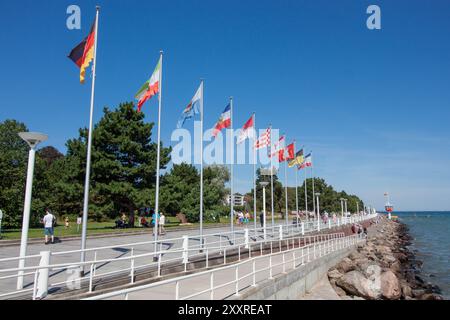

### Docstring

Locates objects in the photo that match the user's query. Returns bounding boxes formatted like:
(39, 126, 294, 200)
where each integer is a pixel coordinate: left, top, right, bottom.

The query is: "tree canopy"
(0, 102, 364, 229)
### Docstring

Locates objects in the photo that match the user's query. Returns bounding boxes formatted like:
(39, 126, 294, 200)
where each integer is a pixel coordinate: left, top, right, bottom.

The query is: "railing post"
(301, 222, 305, 235)
(89, 264, 94, 293)
(269, 256, 273, 279)
(282, 253, 286, 273)
(210, 272, 214, 300)
(328, 219, 331, 229)
(279, 225, 283, 241)
(130, 248, 135, 284)
(244, 228, 249, 249)
(182, 235, 189, 264)
(235, 266, 239, 296)
(252, 260, 256, 286)
(175, 281, 180, 300)
(35, 251, 51, 300)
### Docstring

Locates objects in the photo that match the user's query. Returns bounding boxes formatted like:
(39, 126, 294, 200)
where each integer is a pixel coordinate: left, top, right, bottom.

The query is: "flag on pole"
(270, 136, 285, 157)
(212, 104, 231, 137)
(237, 115, 254, 144)
(177, 84, 202, 128)
(135, 57, 162, 112)
(288, 149, 304, 168)
(255, 127, 271, 149)
(279, 143, 295, 162)
(298, 153, 312, 169)
(68, 20, 96, 84)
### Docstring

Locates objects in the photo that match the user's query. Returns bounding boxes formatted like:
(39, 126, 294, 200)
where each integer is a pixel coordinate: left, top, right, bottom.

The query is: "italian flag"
(135, 57, 162, 112)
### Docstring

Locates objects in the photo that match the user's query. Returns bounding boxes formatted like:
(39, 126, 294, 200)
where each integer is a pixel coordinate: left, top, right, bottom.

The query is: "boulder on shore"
(380, 270, 402, 300)
(336, 270, 381, 300)
(335, 257, 355, 273)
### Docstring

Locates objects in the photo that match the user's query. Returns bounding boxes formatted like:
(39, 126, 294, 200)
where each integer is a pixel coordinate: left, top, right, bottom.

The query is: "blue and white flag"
(177, 83, 202, 129)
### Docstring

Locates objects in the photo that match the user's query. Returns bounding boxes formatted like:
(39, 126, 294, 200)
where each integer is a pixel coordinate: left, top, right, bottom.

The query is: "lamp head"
(18, 132, 48, 149)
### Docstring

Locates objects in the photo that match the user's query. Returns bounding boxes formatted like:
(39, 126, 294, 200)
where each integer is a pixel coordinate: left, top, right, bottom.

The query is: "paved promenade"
(0, 223, 288, 298)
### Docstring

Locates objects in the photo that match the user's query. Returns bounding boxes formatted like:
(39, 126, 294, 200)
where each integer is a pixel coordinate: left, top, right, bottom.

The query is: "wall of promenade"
(229, 244, 358, 300)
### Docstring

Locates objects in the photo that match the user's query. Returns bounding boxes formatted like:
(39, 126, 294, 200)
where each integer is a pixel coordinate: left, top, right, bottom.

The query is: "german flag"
(68, 20, 96, 84)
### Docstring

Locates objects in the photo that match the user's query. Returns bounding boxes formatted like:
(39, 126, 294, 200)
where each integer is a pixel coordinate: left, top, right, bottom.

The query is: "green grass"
(0, 215, 289, 241)
(0, 216, 242, 240)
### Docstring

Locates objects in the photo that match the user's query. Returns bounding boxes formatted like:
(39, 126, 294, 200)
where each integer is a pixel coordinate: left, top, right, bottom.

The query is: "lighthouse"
(384, 192, 394, 220)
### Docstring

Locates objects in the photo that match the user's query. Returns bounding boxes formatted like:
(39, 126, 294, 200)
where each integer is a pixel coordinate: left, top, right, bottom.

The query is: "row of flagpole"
(73, 7, 320, 263)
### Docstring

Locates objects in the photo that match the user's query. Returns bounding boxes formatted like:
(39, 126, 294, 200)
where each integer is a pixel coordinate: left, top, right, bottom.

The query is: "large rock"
(380, 270, 402, 299)
(335, 257, 355, 273)
(328, 269, 343, 279)
(420, 293, 443, 300)
(336, 270, 381, 300)
(401, 282, 412, 298)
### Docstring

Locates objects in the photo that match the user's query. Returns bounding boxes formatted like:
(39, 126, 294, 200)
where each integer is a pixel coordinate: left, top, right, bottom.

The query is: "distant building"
(226, 193, 246, 207)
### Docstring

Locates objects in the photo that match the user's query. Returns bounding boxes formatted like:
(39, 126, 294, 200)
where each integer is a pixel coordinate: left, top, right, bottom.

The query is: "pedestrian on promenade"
(43, 209, 55, 245)
(159, 212, 166, 235)
(76, 214, 82, 232)
(64, 216, 70, 229)
(152, 210, 160, 235)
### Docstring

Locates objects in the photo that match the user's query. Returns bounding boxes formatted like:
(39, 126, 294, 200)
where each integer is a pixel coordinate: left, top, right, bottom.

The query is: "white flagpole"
(304, 165, 308, 217)
(270, 126, 274, 228)
(153, 50, 163, 261)
(80, 6, 100, 266)
(284, 136, 289, 226)
(199, 80, 204, 250)
(253, 113, 257, 238)
(294, 143, 299, 225)
(229, 97, 234, 239)
(311, 153, 316, 219)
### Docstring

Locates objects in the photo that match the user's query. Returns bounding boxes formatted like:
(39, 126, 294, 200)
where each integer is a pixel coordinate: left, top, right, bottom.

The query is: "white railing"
(85, 233, 365, 300)
(0, 213, 377, 300)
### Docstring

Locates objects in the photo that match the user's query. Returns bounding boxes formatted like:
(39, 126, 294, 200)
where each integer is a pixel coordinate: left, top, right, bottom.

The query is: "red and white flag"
(278, 142, 295, 162)
(270, 136, 285, 158)
(237, 115, 254, 144)
(212, 104, 231, 137)
(254, 127, 271, 149)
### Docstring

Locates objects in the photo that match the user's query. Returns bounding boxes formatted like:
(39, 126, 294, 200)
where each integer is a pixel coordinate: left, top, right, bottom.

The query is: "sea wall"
(229, 244, 358, 300)
(327, 216, 443, 300)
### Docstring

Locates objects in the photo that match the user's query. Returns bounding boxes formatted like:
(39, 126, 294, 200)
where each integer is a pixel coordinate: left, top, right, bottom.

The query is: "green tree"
(60, 102, 171, 223)
(0, 120, 54, 228)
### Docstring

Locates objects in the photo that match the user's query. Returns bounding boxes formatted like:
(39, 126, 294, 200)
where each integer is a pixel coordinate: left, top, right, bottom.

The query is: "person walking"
(159, 212, 166, 235)
(64, 216, 70, 229)
(43, 209, 55, 244)
(152, 210, 160, 235)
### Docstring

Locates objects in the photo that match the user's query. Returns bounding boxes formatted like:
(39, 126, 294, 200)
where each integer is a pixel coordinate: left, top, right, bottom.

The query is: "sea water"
(396, 212, 450, 299)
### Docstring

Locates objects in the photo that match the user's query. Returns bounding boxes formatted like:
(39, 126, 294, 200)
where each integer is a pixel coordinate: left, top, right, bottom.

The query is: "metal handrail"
(85, 233, 364, 300)
(0, 213, 376, 299)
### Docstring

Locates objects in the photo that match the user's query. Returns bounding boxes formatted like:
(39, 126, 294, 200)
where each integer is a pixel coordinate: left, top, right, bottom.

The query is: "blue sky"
(1, 0, 450, 211)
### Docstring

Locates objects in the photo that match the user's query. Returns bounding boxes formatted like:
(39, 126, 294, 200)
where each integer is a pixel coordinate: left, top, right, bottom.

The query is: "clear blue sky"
(1, 0, 450, 211)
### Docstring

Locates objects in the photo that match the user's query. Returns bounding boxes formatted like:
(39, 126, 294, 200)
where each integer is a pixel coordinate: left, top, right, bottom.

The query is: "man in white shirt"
(159, 213, 166, 235)
(43, 209, 55, 244)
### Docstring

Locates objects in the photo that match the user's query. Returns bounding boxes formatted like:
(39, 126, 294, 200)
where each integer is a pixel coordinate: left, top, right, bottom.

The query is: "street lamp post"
(0, 209, 3, 239)
(344, 199, 348, 216)
(315, 193, 321, 231)
(260, 181, 269, 241)
(340, 198, 345, 218)
(16, 132, 48, 290)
